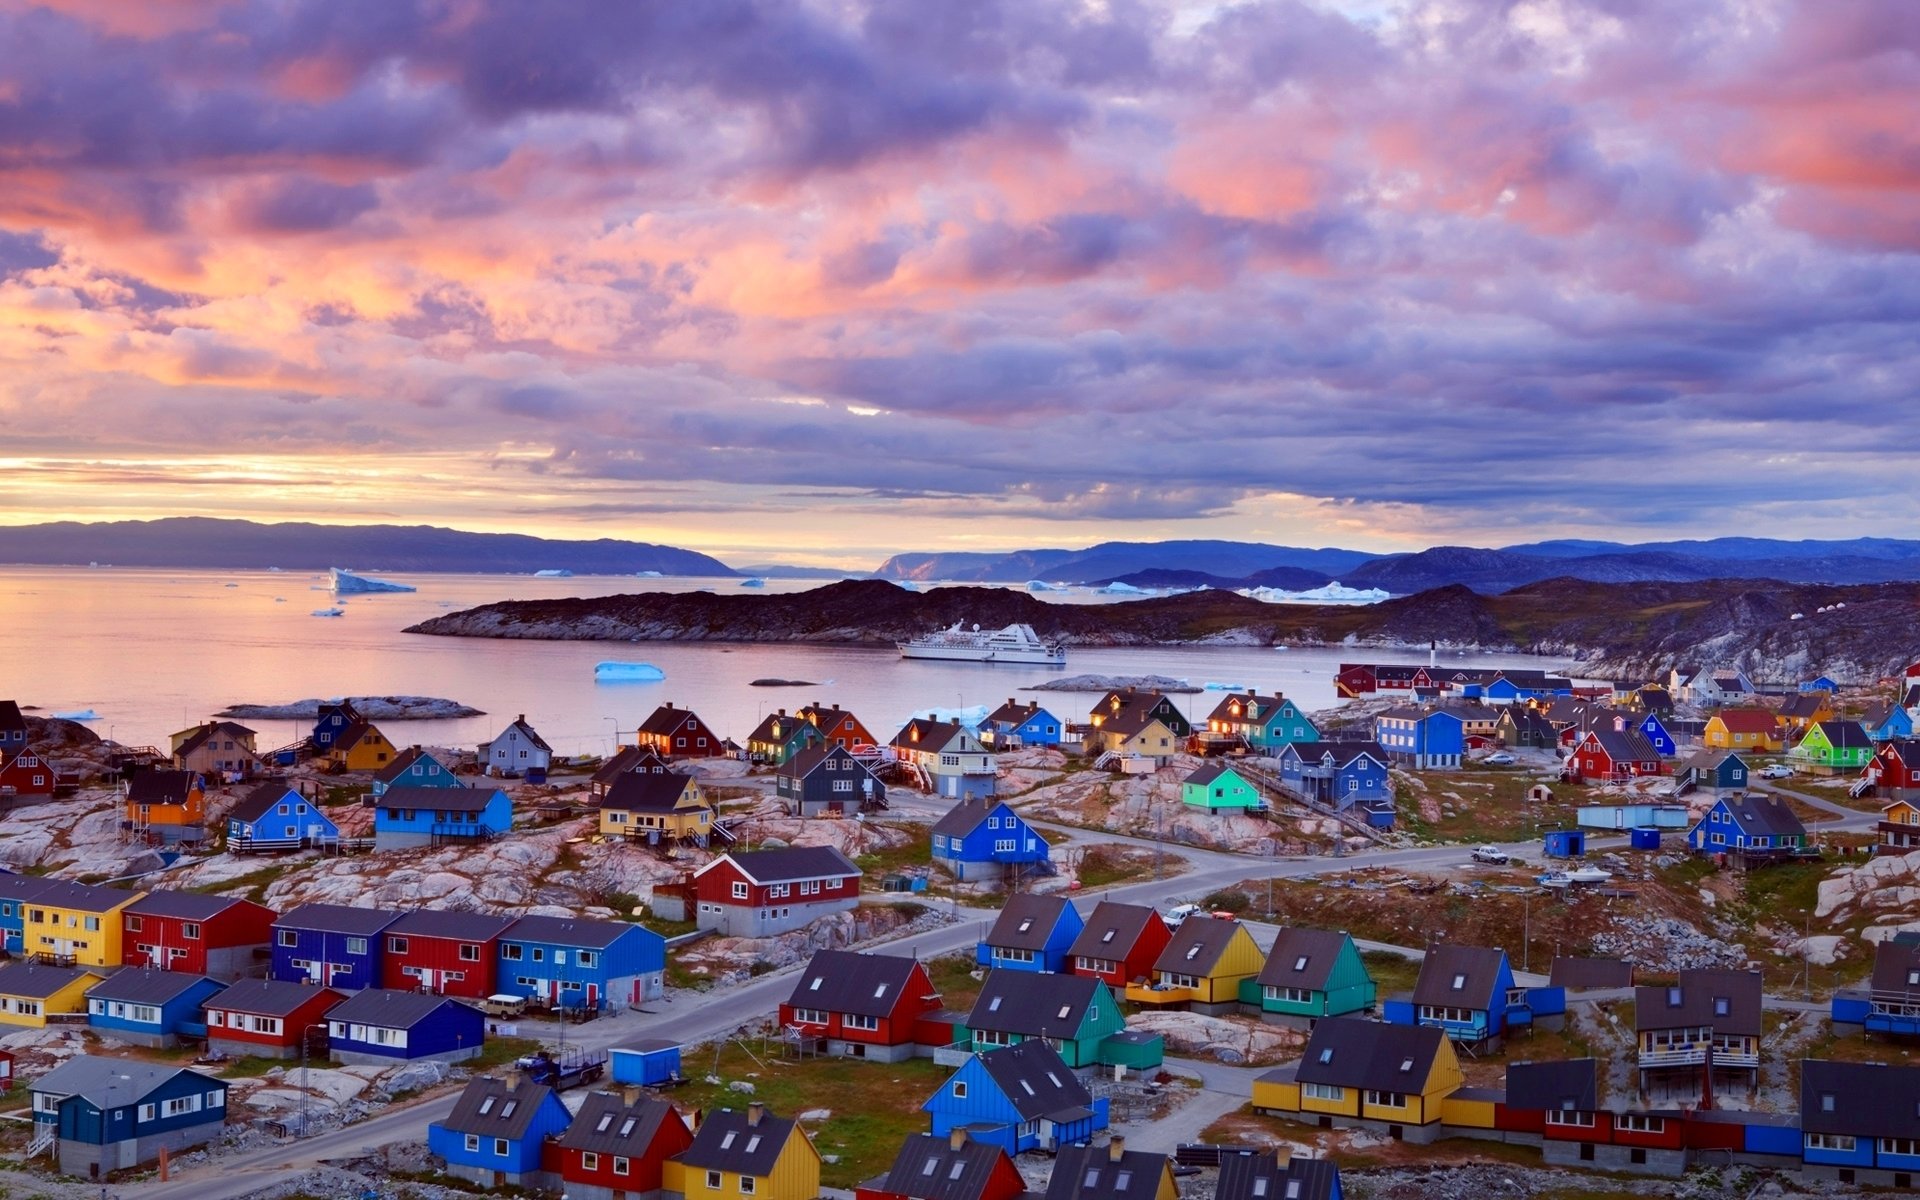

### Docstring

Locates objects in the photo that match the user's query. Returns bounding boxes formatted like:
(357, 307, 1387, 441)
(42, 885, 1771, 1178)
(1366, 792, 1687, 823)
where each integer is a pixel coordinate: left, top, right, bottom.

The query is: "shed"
(609, 1038, 683, 1087)
(1542, 829, 1586, 859)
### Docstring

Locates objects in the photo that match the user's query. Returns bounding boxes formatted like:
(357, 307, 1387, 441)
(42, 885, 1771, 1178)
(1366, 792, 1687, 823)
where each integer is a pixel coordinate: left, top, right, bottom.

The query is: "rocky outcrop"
(1125, 1011, 1305, 1066)
(217, 696, 483, 720)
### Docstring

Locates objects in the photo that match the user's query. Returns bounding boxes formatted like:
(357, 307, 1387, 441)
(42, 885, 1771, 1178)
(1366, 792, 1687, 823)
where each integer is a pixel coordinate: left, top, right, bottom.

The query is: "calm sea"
(0, 567, 1578, 757)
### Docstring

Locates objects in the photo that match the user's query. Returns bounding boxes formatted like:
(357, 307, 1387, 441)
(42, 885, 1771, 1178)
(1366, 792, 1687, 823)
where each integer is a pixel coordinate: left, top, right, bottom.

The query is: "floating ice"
(912, 704, 991, 730)
(1236, 581, 1392, 605)
(595, 661, 666, 683)
(311, 608, 345, 617)
(534, 568, 574, 578)
(329, 567, 416, 594)
(898, 581, 919, 592)
(51, 709, 98, 721)
(1202, 682, 1246, 691)
(1100, 581, 1146, 595)
(635, 570, 664, 578)
(740, 577, 766, 588)
(1027, 580, 1061, 592)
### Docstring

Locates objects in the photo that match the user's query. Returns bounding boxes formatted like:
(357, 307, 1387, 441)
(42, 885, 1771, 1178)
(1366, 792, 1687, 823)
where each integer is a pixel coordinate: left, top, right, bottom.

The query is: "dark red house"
(691, 846, 862, 938)
(205, 979, 345, 1060)
(1566, 728, 1667, 783)
(779, 949, 942, 1062)
(380, 909, 515, 998)
(0, 751, 58, 803)
(1335, 665, 1378, 698)
(122, 890, 278, 981)
(1867, 739, 1920, 797)
(1066, 900, 1172, 989)
(547, 1090, 693, 1195)
(635, 703, 724, 759)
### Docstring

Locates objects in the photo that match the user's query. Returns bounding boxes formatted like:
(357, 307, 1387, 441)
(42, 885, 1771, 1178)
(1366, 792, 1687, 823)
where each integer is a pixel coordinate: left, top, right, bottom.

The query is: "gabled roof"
(873, 1131, 1012, 1200)
(1205, 692, 1287, 724)
(0, 701, 26, 737)
(554, 1091, 683, 1156)
(984, 698, 1054, 727)
(1183, 761, 1247, 788)
(227, 780, 306, 823)
(331, 718, 387, 752)
(746, 711, 816, 747)
(172, 722, 255, 759)
(637, 704, 704, 736)
(1577, 726, 1662, 763)
(1412, 945, 1506, 1010)
(1295, 1017, 1448, 1093)
(696, 846, 861, 886)
(1633, 968, 1763, 1036)
(1870, 939, 1920, 1003)
(276, 902, 403, 937)
(1046, 1141, 1173, 1200)
(592, 746, 678, 788)
(377, 784, 500, 810)
(20, 880, 136, 914)
(483, 715, 551, 754)
(1802, 1060, 1920, 1140)
(327, 987, 467, 1029)
(777, 743, 878, 783)
(679, 1106, 802, 1176)
(602, 771, 701, 813)
(1779, 693, 1831, 720)
(124, 889, 263, 922)
(1153, 916, 1245, 976)
(891, 718, 975, 752)
(1214, 1151, 1341, 1200)
(374, 746, 446, 785)
(1676, 748, 1745, 774)
(1864, 701, 1904, 729)
(0, 961, 101, 998)
(1717, 793, 1808, 840)
(929, 796, 1022, 840)
(385, 909, 517, 942)
(1256, 927, 1352, 991)
(968, 971, 1102, 1039)
(1281, 740, 1386, 769)
(784, 950, 932, 1018)
(501, 915, 642, 950)
(208, 979, 344, 1018)
(1710, 708, 1779, 735)
(1882, 739, 1920, 773)
(1066, 901, 1160, 961)
(1505, 1058, 1599, 1111)
(85, 969, 219, 1007)
(126, 769, 200, 805)
(1378, 705, 1461, 724)
(982, 893, 1073, 952)
(975, 1039, 1093, 1121)
(1548, 957, 1634, 990)
(798, 702, 868, 735)
(440, 1075, 558, 1140)
(0, 874, 55, 905)
(1810, 719, 1875, 749)
(32, 1056, 219, 1106)
(1091, 705, 1175, 738)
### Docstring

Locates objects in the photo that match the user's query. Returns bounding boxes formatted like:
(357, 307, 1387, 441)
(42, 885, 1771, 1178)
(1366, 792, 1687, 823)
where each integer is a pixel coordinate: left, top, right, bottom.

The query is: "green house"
(963, 971, 1123, 1068)
(1181, 762, 1261, 812)
(1790, 719, 1876, 774)
(1238, 927, 1376, 1022)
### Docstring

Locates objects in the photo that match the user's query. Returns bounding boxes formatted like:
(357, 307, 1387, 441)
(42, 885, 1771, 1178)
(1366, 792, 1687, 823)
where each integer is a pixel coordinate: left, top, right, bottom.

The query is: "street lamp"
(604, 717, 618, 755)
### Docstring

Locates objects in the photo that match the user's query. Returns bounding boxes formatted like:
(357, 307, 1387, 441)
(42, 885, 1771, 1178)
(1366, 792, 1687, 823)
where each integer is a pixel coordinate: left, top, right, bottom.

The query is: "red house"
(778, 949, 943, 1062)
(547, 1091, 692, 1197)
(691, 846, 862, 938)
(1566, 728, 1667, 783)
(798, 702, 877, 751)
(855, 1130, 1027, 1200)
(381, 909, 515, 998)
(635, 703, 724, 759)
(205, 979, 345, 1060)
(1335, 665, 1378, 698)
(1867, 739, 1920, 796)
(122, 890, 278, 981)
(1067, 900, 1172, 989)
(0, 751, 58, 803)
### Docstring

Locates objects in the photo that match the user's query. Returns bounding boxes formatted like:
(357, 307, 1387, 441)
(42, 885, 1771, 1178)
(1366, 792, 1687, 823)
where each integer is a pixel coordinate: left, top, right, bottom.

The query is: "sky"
(0, 0, 1915, 568)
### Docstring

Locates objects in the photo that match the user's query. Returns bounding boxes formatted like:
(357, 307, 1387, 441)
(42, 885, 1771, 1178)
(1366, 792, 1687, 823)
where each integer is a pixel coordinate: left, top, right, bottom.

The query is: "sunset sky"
(0, 0, 1915, 566)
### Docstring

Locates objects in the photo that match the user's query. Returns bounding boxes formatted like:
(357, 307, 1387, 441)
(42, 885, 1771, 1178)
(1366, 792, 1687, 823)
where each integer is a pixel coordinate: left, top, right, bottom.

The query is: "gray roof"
(373, 745, 441, 785)
(1579, 725, 1663, 764)
(929, 796, 1012, 839)
(1183, 761, 1246, 788)
(592, 745, 678, 787)
(0, 961, 104, 999)
(127, 770, 199, 805)
(784, 950, 933, 1019)
(207, 979, 345, 1019)
(1720, 794, 1808, 840)
(484, 716, 552, 754)
(277, 902, 403, 937)
(967, 971, 1102, 1039)
(326, 987, 468, 1029)
(1548, 957, 1634, 990)
(439, 1075, 558, 1140)
(501, 915, 637, 950)
(874, 1132, 1013, 1200)
(721, 846, 860, 885)
(385, 909, 517, 942)
(1634, 969, 1763, 1037)
(85, 969, 220, 1007)
(1153, 916, 1245, 976)
(679, 1105, 801, 1176)
(602, 771, 700, 813)
(124, 889, 260, 921)
(32, 1055, 221, 1107)
(1295, 1018, 1448, 1093)
(554, 1091, 683, 1156)
(1872, 939, 1920, 1002)
(1047, 1142, 1171, 1200)
(1282, 740, 1387, 769)
(1412, 945, 1506, 1010)
(378, 784, 497, 811)
(227, 780, 305, 823)
(19, 879, 136, 913)
(1803, 1060, 1920, 1140)
(1505, 1059, 1599, 1111)
(1214, 1151, 1341, 1200)
(778, 744, 879, 783)
(1256, 928, 1352, 991)
(983, 893, 1074, 953)
(976, 1039, 1093, 1121)
(1813, 719, 1875, 749)
(0, 874, 58, 904)
(1065, 901, 1161, 963)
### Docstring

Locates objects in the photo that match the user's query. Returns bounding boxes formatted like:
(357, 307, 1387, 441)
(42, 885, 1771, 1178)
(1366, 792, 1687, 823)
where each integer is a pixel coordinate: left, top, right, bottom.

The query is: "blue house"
(326, 988, 484, 1066)
(0, 875, 53, 954)
(1802, 675, 1841, 694)
(1832, 940, 1920, 1038)
(922, 1040, 1109, 1155)
(225, 780, 341, 852)
(1276, 741, 1395, 827)
(981, 698, 1065, 748)
(271, 902, 402, 990)
(429, 1075, 571, 1189)
(1801, 1060, 1920, 1183)
(1383, 944, 1564, 1048)
(1636, 710, 1678, 756)
(1863, 701, 1916, 744)
(929, 796, 1052, 883)
(1686, 794, 1809, 863)
(495, 915, 666, 1012)
(1375, 707, 1464, 769)
(976, 893, 1083, 973)
(610, 1037, 684, 1087)
(311, 700, 363, 752)
(85, 971, 224, 1048)
(1675, 750, 1749, 794)
(31, 1055, 229, 1177)
(372, 746, 463, 797)
(372, 784, 512, 851)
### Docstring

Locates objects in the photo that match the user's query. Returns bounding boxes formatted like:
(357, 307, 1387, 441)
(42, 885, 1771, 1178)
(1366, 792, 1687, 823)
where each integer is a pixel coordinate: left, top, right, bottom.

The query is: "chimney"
(517, 714, 525, 724)
(747, 1102, 765, 1127)
(620, 1084, 644, 1106)
(1107, 1135, 1126, 1162)
(949, 1128, 968, 1152)
(504, 1066, 523, 1090)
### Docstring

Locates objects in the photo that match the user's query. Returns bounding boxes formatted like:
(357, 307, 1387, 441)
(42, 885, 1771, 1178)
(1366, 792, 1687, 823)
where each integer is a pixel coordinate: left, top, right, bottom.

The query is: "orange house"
(798, 702, 876, 750)
(124, 769, 208, 841)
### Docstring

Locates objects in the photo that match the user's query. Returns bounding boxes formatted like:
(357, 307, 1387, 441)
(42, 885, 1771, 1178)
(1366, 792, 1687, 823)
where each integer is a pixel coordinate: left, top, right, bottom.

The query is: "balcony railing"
(1637, 1046, 1760, 1069)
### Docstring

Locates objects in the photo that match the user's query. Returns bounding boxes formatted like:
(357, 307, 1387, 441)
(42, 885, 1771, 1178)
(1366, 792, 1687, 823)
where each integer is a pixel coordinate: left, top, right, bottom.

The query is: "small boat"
(1536, 872, 1571, 890)
(898, 622, 1067, 666)
(1565, 866, 1614, 885)
(311, 608, 345, 618)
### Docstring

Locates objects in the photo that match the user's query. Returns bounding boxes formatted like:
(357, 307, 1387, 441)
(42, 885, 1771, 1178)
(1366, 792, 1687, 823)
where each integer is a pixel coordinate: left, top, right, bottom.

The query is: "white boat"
(898, 622, 1066, 665)
(1537, 872, 1571, 890)
(1565, 866, 1614, 884)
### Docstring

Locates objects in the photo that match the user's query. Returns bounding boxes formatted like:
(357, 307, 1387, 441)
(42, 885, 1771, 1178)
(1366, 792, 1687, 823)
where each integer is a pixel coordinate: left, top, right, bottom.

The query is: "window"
(495, 1138, 509, 1156)
(1618, 1115, 1665, 1133)
(952, 1081, 967, 1098)
(582, 1152, 599, 1171)
(740, 1176, 756, 1194)
(389, 937, 409, 954)
(1546, 1110, 1596, 1128)
(182, 922, 201, 941)
(346, 937, 367, 956)
(1806, 1133, 1856, 1152)
(464, 1134, 480, 1152)
(278, 930, 297, 947)
(138, 1102, 156, 1122)
(732, 882, 749, 900)
(460, 943, 480, 962)
(1302, 1083, 1344, 1101)
(613, 1156, 630, 1176)
(706, 1171, 723, 1189)
(845, 1013, 878, 1031)
(162, 1095, 203, 1117)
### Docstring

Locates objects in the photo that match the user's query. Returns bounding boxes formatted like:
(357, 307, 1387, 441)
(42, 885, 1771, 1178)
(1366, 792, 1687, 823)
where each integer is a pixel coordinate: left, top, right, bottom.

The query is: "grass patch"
(1359, 950, 1423, 997)
(1394, 766, 1584, 845)
(218, 1055, 300, 1079)
(855, 830, 932, 881)
(1074, 844, 1160, 888)
(924, 951, 985, 1014)
(468, 1036, 545, 1069)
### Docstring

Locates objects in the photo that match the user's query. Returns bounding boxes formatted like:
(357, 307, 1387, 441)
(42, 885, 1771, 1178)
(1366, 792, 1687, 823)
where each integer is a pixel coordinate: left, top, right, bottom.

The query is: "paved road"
(1754, 779, 1876, 828)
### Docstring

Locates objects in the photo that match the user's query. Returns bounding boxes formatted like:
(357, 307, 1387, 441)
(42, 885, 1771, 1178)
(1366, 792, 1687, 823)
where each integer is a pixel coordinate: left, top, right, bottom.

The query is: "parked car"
(1163, 903, 1204, 926)
(1759, 764, 1794, 779)
(1471, 845, 1511, 865)
(1481, 751, 1517, 765)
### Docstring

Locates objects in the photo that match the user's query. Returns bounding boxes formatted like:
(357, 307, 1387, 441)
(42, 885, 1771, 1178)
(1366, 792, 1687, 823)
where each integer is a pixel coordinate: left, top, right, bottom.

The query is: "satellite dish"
(972, 623, 980, 632)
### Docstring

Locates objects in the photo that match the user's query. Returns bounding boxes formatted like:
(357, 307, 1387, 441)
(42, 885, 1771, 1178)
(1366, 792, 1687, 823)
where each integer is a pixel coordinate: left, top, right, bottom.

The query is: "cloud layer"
(0, 0, 1915, 561)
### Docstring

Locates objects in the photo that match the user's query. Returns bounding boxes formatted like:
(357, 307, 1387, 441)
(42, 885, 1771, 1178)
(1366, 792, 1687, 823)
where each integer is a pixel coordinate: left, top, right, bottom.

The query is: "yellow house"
(1702, 709, 1783, 753)
(668, 1104, 820, 1200)
(20, 881, 141, 967)
(598, 772, 714, 842)
(328, 720, 397, 772)
(1253, 1018, 1463, 1133)
(0, 962, 105, 1028)
(1127, 917, 1264, 1011)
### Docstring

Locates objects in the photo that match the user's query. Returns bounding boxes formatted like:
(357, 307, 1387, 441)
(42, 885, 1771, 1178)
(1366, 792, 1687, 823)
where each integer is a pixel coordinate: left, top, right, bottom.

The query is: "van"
(1163, 903, 1203, 927)
(478, 994, 529, 1018)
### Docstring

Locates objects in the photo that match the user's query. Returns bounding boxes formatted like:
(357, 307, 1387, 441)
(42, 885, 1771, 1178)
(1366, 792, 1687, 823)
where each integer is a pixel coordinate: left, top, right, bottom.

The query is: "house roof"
(1214, 1151, 1341, 1200)
(1802, 1060, 1920, 1140)
(32, 1056, 218, 1107)
(1676, 748, 1745, 774)
(602, 771, 700, 813)
(1633, 968, 1763, 1036)
(1412, 945, 1506, 1010)
(374, 746, 443, 785)
(891, 718, 975, 752)
(0, 962, 101, 999)
(778, 744, 877, 783)
(967, 971, 1102, 1039)
(501, 915, 640, 950)
(929, 796, 1019, 840)
(1379, 705, 1460, 724)
(227, 780, 306, 823)
(984, 698, 1053, 727)
(123, 889, 260, 922)
(679, 1105, 801, 1176)
(983, 893, 1074, 952)
(554, 1091, 683, 1155)
(377, 784, 499, 810)
(746, 711, 816, 747)
(592, 745, 678, 787)
(1864, 701, 1903, 729)
(0, 874, 56, 905)
(1294, 1018, 1448, 1093)
(1870, 940, 1920, 1002)
(1205, 692, 1287, 724)
(1882, 739, 1920, 773)
(19, 880, 135, 914)
(1046, 1141, 1171, 1200)
(637, 704, 704, 736)
(85, 969, 219, 1007)
(1091, 705, 1174, 739)
(798, 703, 868, 736)
(1779, 693, 1830, 719)
(385, 909, 517, 942)
(1153, 916, 1245, 976)
(1577, 726, 1662, 763)
(1811, 719, 1875, 749)
(126, 769, 200, 805)
(0, 700, 26, 737)
(784, 950, 932, 1019)
(1256, 927, 1352, 991)
(976, 1039, 1094, 1121)
(484, 716, 551, 754)
(1282, 741, 1386, 769)
(1548, 957, 1634, 990)
(1183, 761, 1247, 788)
(1066, 901, 1161, 962)
(1505, 1059, 1599, 1111)
(872, 1132, 1013, 1200)
(207, 979, 344, 1018)
(327, 987, 467, 1029)
(277, 902, 402, 936)
(1719, 793, 1808, 840)
(699, 846, 861, 886)
(331, 718, 388, 752)
(1711, 708, 1779, 735)
(439, 1075, 558, 1140)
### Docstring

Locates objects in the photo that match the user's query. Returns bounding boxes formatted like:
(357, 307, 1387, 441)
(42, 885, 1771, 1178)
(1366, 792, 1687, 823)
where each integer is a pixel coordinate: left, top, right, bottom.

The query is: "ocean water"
(0, 567, 1578, 758)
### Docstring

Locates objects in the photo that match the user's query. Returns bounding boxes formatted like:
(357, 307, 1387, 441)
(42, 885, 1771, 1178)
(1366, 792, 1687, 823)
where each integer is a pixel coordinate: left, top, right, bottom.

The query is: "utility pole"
(1153, 808, 1163, 881)
(1523, 895, 1530, 975)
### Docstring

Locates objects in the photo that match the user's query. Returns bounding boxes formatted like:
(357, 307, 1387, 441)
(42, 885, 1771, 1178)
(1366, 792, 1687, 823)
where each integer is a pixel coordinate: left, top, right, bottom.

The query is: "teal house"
(1181, 761, 1262, 812)
(962, 970, 1123, 1068)
(1239, 927, 1375, 1024)
(1204, 692, 1319, 751)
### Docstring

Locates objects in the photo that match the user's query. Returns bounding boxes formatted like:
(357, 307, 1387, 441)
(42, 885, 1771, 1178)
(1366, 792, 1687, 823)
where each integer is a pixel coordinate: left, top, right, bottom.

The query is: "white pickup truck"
(1471, 845, 1511, 865)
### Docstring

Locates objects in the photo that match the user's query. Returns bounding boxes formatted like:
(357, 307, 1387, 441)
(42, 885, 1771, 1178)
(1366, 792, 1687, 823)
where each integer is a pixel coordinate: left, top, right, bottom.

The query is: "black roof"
(1779, 693, 1830, 719)
(747, 711, 816, 746)
(127, 770, 199, 805)
(276, 902, 403, 937)
(440, 1075, 558, 1140)
(124, 889, 260, 922)
(985, 698, 1053, 726)
(19, 879, 136, 913)
(501, 915, 639, 950)
(1066, 901, 1160, 962)
(968, 971, 1102, 1039)
(1633, 969, 1763, 1037)
(227, 780, 306, 823)
(785, 950, 932, 1018)
(374, 745, 435, 785)
(1872, 939, 1920, 1002)
(891, 717, 975, 751)
(929, 796, 1015, 839)
(1802, 1060, 1920, 1139)
(1548, 957, 1634, 990)
(1256, 928, 1352, 991)
(873, 1132, 1013, 1200)
(1214, 1150, 1342, 1200)
(1046, 1141, 1171, 1200)
(1578, 725, 1662, 763)
(592, 745, 678, 787)
(378, 784, 496, 810)
(207, 979, 344, 1018)
(602, 771, 700, 813)
(0, 701, 26, 736)
(1505, 1059, 1599, 1111)
(1296, 1019, 1447, 1093)
(327, 987, 469, 1029)
(1813, 719, 1875, 749)
(679, 1105, 801, 1176)
(983, 893, 1074, 953)
(719, 846, 860, 885)
(1719, 794, 1808, 840)
(85, 969, 219, 1007)
(1282, 740, 1387, 769)
(1412, 945, 1506, 1010)
(1153, 916, 1246, 976)
(778, 744, 878, 782)
(637, 704, 704, 736)
(385, 909, 517, 942)
(976, 1039, 1093, 1121)
(554, 1091, 683, 1156)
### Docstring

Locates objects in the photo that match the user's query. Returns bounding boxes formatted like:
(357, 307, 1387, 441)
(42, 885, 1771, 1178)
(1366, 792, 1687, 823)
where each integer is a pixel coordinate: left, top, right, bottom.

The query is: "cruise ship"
(898, 622, 1068, 665)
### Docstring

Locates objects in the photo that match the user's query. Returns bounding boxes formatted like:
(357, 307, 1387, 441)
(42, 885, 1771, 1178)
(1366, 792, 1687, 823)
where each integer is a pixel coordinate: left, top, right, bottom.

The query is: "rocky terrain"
(216, 695, 483, 719)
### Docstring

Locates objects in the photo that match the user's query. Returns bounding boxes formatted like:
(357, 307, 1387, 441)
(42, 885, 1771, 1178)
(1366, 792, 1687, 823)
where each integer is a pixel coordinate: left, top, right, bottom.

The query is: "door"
(148, 945, 164, 968)
(587, 983, 599, 1009)
(308, 960, 324, 983)
(419, 968, 438, 992)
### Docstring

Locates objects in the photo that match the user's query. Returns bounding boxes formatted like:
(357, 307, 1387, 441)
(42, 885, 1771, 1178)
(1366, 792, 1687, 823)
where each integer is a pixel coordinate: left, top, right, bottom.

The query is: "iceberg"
(1236, 581, 1392, 606)
(635, 570, 663, 578)
(534, 568, 574, 578)
(329, 567, 416, 595)
(596, 661, 666, 683)
(1027, 580, 1059, 592)
(311, 608, 345, 617)
(1100, 581, 1146, 595)
(52, 709, 98, 721)
(1202, 682, 1246, 691)
(740, 577, 766, 588)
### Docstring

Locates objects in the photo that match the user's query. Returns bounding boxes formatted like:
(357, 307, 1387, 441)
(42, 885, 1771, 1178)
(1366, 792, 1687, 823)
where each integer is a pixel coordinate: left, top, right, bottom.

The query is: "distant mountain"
(1348, 545, 1920, 593)
(734, 564, 873, 580)
(1097, 565, 1335, 591)
(875, 540, 1377, 583)
(0, 518, 738, 577)
(1503, 536, 1920, 563)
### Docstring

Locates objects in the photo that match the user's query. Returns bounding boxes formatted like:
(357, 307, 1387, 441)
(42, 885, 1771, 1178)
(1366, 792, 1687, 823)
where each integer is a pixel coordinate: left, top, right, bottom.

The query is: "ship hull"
(897, 643, 1066, 666)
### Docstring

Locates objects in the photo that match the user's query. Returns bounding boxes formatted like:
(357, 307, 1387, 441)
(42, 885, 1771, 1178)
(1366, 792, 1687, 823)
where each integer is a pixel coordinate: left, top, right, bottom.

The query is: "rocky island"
(217, 695, 484, 720)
